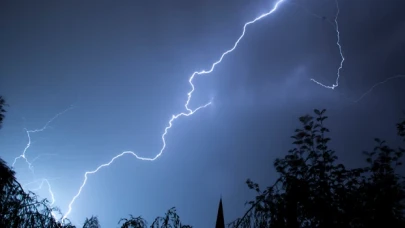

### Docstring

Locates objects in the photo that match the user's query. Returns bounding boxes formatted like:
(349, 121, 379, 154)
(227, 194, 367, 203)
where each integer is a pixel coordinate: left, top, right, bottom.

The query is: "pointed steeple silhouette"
(215, 197, 225, 228)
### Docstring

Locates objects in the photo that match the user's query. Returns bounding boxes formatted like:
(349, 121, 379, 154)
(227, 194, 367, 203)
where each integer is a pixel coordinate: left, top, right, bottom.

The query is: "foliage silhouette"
(0, 156, 190, 228)
(229, 109, 405, 228)
(119, 214, 148, 228)
(0, 158, 71, 227)
(82, 216, 100, 228)
(0, 96, 6, 129)
(0, 157, 16, 193)
(118, 207, 192, 228)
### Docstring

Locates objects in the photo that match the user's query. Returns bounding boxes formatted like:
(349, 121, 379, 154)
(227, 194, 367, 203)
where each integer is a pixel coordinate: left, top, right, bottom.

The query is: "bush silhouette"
(230, 109, 405, 228)
(0, 96, 6, 129)
(118, 207, 192, 228)
(0, 155, 190, 228)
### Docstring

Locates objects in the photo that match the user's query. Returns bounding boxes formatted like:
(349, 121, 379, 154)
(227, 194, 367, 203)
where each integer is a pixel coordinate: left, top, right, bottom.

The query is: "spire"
(215, 197, 225, 228)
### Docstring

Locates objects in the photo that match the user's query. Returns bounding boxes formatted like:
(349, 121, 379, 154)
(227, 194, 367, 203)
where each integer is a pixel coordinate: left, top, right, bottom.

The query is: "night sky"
(1, 0, 405, 227)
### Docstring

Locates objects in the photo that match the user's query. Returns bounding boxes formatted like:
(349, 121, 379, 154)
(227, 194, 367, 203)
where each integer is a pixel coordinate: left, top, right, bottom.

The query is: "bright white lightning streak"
(62, 0, 286, 221)
(353, 74, 405, 102)
(25, 178, 56, 205)
(310, 0, 344, 90)
(63, 102, 211, 220)
(23, 177, 61, 220)
(35, 179, 59, 220)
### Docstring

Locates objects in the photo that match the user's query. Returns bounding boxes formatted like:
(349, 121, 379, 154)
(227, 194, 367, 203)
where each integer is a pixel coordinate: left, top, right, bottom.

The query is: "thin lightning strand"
(23, 176, 62, 190)
(62, 0, 286, 221)
(30, 153, 58, 168)
(299, 0, 405, 101)
(12, 105, 74, 171)
(310, 0, 345, 89)
(353, 74, 405, 102)
(26, 178, 59, 220)
(28, 178, 56, 205)
(23, 176, 62, 218)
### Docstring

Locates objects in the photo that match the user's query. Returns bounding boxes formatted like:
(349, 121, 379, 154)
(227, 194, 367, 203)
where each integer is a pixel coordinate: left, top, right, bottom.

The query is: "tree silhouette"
(230, 109, 405, 228)
(0, 157, 68, 227)
(0, 97, 15, 194)
(0, 158, 16, 194)
(82, 216, 100, 228)
(119, 214, 148, 228)
(0, 158, 190, 228)
(0, 96, 6, 129)
(150, 207, 192, 228)
(118, 207, 192, 228)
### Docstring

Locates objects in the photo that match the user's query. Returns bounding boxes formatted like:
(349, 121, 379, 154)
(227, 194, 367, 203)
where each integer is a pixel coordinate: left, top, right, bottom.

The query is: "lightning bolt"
(24, 178, 56, 205)
(353, 74, 405, 102)
(63, 103, 211, 220)
(26, 178, 60, 220)
(11, 106, 73, 223)
(62, 0, 286, 221)
(295, 0, 405, 102)
(12, 105, 74, 171)
(310, 0, 345, 90)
